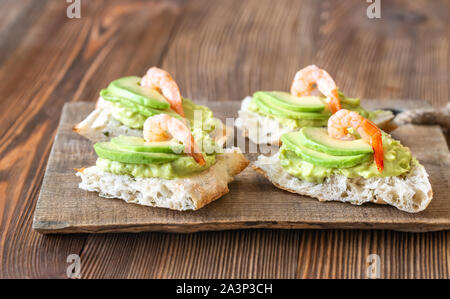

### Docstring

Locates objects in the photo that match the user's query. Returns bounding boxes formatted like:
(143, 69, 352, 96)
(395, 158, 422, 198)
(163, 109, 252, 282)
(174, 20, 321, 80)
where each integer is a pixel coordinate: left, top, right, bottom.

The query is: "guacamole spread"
(109, 101, 148, 129)
(279, 133, 413, 183)
(97, 155, 216, 180)
(93, 135, 218, 180)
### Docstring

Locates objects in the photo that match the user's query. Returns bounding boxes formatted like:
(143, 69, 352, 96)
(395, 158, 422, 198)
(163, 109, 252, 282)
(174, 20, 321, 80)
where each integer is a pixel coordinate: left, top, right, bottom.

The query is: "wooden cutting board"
(33, 100, 450, 233)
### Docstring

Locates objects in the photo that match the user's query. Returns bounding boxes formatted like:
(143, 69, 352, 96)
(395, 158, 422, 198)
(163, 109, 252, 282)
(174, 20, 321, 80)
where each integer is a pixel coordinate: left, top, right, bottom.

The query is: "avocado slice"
(338, 91, 360, 107)
(299, 127, 373, 156)
(107, 76, 170, 109)
(111, 136, 185, 154)
(100, 89, 183, 120)
(253, 94, 331, 120)
(94, 142, 180, 164)
(254, 91, 325, 112)
(281, 132, 371, 168)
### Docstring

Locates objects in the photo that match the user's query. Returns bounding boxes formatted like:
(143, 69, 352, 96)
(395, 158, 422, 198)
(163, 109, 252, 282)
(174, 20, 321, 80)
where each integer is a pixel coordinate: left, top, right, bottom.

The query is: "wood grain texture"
(1, 0, 449, 278)
(33, 100, 450, 233)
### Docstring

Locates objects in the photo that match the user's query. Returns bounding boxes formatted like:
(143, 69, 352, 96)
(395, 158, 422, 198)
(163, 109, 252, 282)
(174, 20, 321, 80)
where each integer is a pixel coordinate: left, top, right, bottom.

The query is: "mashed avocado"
(97, 154, 216, 179)
(342, 104, 384, 122)
(109, 101, 148, 129)
(279, 134, 413, 183)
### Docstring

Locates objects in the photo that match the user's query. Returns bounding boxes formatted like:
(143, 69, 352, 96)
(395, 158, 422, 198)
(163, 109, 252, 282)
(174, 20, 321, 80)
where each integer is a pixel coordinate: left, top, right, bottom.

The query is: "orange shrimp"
(290, 65, 342, 114)
(143, 114, 205, 165)
(141, 67, 185, 117)
(328, 109, 384, 172)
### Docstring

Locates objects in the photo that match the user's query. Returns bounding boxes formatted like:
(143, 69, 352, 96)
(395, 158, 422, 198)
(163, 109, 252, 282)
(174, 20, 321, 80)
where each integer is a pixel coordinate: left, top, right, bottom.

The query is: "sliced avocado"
(281, 132, 371, 168)
(340, 97, 360, 107)
(338, 91, 360, 107)
(107, 76, 170, 109)
(94, 142, 180, 164)
(100, 88, 123, 102)
(100, 89, 182, 120)
(254, 91, 325, 112)
(299, 127, 373, 156)
(253, 95, 331, 120)
(111, 135, 185, 154)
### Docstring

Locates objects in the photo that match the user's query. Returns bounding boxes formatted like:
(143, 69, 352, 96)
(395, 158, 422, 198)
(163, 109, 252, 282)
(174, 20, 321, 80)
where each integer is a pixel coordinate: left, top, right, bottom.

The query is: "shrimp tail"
(372, 132, 384, 172)
(192, 153, 206, 166)
(171, 102, 185, 117)
(186, 135, 206, 165)
(328, 89, 342, 114)
(362, 119, 384, 172)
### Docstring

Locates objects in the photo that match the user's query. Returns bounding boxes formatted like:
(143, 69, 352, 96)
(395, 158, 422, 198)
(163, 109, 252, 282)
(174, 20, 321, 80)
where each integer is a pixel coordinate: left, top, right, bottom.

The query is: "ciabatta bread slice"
(253, 153, 432, 213)
(76, 148, 249, 211)
(235, 97, 395, 145)
(73, 100, 232, 147)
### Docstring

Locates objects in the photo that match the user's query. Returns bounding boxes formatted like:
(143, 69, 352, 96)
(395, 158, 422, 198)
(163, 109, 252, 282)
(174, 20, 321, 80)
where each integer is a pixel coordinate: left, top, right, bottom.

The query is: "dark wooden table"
(1, 0, 449, 279)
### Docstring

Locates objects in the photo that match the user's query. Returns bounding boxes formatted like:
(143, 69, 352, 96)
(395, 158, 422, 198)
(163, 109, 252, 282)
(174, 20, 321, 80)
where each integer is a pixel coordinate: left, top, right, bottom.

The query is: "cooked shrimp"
(143, 114, 205, 165)
(328, 109, 384, 172)
(141, 67, 185, 117)
(290, 65, 342, 113)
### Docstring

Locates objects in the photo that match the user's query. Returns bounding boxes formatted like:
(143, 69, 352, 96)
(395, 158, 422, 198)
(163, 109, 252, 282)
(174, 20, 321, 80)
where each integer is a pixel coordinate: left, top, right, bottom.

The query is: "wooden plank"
(2, 0, 450, 279)
(33, 99, 450, 233)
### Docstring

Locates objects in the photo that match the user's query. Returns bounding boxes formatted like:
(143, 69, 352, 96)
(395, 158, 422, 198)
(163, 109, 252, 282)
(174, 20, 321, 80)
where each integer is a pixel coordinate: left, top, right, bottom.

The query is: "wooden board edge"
(32, 220, 450, 234)
(32, 101, 450, 234)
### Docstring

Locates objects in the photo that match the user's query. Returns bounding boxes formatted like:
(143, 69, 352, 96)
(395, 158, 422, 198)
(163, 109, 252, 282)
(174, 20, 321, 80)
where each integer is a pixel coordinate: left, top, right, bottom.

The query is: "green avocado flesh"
(100, 77, 216, 134)
(299, 127, 373, 156)
(253, 92, 331, 120)
(249, 90, 384, 129)
(107, 76, 170, 109)
(338, 91, 360, 107)
(96, 155, 216, 180)
(281, 133, 371, 168)
(103, 94, 220, 155)
(279, 131, 413, 183)
(94, 138, 216, 179)
(111, 136, 185, 154)
(248, 99, 328, 128)
(254, 91, 325, 112)
(101, 89, 181, 120)
(94, 142, 180, 164)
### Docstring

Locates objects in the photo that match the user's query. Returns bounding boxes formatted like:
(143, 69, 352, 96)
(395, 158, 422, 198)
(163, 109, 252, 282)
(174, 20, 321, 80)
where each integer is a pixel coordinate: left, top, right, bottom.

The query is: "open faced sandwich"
(77, 114, 249, 211)
(253, 109, 432, 213)
(236, 65, 394, 145)
(74, 67, 230, 146)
